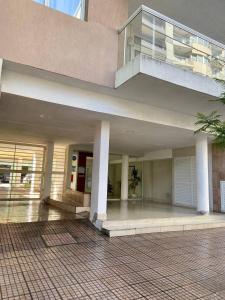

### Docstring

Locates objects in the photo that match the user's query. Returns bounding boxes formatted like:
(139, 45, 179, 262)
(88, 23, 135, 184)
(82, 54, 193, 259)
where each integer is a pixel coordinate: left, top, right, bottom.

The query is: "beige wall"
(88, 0, 128, 30)
(0, 0, 128, 87)
(108, 163, 121, 198)
(143, 159, 172, 204)
(143, 161, 153, 199)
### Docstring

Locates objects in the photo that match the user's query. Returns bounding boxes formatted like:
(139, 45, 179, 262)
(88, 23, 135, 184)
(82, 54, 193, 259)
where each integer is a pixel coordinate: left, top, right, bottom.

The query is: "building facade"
(1, 0, 225, 234)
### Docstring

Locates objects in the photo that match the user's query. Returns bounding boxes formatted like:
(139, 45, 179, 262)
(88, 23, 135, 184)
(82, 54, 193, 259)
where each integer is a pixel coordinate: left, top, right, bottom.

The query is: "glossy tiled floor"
(1, 220, 225, 299)
(0, 201, 87, 223)
(107, 201, 196, 220)
(0, 200, 197, 224)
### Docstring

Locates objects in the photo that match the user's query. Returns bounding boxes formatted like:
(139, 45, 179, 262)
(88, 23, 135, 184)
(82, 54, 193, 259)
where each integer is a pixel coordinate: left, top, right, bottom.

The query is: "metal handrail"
(119, 5, 225, 51)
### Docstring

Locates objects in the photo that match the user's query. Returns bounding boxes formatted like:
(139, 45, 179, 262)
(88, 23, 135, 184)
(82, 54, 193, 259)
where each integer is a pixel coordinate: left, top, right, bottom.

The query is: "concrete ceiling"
(0, 93, 195, 155)
(128, 0, 225, 45)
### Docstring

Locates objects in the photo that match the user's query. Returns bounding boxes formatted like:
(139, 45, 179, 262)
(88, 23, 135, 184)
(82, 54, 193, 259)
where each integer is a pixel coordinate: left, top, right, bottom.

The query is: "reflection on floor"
(0, 200, 88, 223)
(0, 184, 40, 199)
(107, 200, 196, 220)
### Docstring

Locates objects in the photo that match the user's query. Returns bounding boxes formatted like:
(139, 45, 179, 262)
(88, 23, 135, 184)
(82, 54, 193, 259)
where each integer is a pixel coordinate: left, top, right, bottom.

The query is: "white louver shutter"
(220, 181, 225, 212)
(174, 157, 196, 208)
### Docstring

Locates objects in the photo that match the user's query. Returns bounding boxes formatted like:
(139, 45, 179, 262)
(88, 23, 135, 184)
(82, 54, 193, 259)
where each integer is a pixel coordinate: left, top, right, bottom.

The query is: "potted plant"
(129, 166, 141, 198)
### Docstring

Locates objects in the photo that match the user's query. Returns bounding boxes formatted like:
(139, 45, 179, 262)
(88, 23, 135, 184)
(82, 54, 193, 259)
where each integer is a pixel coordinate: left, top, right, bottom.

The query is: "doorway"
(0, 142, 45, 200)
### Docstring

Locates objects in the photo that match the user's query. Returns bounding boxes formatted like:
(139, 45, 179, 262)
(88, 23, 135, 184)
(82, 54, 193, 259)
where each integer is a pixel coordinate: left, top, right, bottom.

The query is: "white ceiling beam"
(1, 68, 195, 131)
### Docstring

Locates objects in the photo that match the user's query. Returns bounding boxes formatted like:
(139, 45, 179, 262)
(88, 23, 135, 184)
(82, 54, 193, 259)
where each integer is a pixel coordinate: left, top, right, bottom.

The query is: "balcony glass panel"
(118, 8, 225, 80)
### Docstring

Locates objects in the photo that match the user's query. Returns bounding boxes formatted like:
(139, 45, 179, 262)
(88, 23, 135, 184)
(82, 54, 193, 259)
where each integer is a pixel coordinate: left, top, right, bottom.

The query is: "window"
(190, 36, 209, 48)
(191, 54, 209, 64)
(34, 0, 86, 20)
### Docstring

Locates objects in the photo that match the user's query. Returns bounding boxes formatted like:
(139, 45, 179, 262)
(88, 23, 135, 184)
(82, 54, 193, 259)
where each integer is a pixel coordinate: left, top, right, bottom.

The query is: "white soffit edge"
(1, 67, 195, 131)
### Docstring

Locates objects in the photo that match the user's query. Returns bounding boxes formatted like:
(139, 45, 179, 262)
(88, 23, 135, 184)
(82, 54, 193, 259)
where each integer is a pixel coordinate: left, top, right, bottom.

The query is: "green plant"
(107, 177, 113, 194)
(195, 79, 225, 148)
(129, 167, 141, 194)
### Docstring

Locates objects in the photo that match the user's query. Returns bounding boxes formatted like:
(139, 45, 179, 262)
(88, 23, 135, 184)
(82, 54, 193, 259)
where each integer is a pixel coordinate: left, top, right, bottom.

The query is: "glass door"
(0, 142, 45, 200)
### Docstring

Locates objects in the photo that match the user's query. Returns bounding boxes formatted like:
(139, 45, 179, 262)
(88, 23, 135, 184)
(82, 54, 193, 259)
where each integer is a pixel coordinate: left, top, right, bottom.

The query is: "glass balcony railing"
(118, 6, 225, 80)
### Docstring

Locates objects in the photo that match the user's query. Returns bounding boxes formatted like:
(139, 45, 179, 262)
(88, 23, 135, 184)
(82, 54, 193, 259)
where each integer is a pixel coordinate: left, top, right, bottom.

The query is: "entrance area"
(108, 156, 144, 200)
(68, 153, 173, 204)
(0, 142, 82, 223)
(0, 90, 215, 232)
(107, 201, 195, 220)
(0, 142, 45, 200)
(64, 149, 208, 215)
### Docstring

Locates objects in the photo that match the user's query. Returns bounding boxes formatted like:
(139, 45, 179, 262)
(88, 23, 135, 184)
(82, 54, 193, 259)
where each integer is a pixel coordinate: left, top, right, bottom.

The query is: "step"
(47, 199, 90, 214)
(102, 215, 225, 237)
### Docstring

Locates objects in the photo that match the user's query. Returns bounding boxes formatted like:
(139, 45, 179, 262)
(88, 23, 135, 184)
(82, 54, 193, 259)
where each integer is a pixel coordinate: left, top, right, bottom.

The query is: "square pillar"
(41, 142, 54, 201)
(196, 134, 210, 214)
(90, 121, 110, 227)
(121, 155, 129, 200)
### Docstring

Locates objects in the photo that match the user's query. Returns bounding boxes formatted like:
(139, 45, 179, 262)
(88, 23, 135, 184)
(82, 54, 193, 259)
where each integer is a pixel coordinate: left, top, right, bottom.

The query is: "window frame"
(34, 0, 87, 21)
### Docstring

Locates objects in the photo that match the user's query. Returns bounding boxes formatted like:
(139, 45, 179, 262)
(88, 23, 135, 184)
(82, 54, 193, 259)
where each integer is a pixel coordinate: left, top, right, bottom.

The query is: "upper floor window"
(34, 0, 86, 20)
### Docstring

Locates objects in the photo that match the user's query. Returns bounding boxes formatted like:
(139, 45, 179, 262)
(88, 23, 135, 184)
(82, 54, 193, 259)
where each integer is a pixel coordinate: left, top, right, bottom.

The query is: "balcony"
(116, 5, 225, 96)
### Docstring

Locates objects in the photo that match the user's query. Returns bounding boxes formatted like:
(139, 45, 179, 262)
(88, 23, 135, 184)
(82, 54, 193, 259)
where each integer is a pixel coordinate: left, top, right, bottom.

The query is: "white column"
(196, 134, 210, 214)
(41, 142, 54, 201)
(90, 121, 110, 227)
(121, 155, 129, 200)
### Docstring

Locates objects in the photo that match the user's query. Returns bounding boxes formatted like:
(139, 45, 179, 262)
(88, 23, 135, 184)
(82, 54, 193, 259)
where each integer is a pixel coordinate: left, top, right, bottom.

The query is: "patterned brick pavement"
(1, 219, 225, 299)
